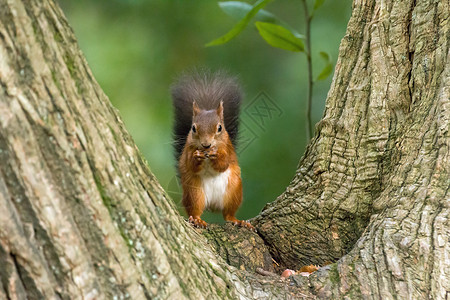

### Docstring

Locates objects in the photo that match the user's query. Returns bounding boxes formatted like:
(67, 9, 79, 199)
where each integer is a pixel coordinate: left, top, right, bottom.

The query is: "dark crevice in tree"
(0, 245, 14, 300)
(11, 253, 44, 300)
(406, 0, 416, 108)
(138, 179, 158, 209)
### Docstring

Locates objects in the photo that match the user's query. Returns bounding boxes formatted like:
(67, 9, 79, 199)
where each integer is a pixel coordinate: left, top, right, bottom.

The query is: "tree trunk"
(254, 0, 449, 298)
(0, 0, 448, 300)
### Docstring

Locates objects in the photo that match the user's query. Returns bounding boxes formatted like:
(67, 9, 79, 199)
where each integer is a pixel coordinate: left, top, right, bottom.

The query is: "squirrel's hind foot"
(229, 219, 257, 232)
(188, 216, 208, 229)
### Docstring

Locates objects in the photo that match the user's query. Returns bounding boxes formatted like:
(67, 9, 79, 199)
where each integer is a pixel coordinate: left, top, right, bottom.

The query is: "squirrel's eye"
(218, 124, 222, 133)
(192, 125, 197, 133)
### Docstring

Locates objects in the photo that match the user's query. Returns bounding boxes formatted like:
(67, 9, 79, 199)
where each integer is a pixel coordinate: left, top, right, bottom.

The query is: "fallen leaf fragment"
(299, 264, 319, 274)
(281, 269, 296, 279)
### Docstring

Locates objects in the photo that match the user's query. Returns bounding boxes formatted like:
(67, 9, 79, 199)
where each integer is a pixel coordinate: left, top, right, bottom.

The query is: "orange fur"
(178, 105, 253, 230)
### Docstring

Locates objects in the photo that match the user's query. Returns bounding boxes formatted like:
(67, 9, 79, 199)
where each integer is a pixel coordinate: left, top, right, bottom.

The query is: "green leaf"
(319, 51, 330, 61)
(219, 1, 277, 23)
(255, 22, 305, 52)
(217, 1, 304, 40)
(316, 51, 333, 81)
(313, 0, 325, 11)
(206, 0, 273, 47)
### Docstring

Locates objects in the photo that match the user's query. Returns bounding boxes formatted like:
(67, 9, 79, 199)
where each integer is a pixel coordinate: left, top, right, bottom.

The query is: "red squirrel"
(171, 70, 254, 230)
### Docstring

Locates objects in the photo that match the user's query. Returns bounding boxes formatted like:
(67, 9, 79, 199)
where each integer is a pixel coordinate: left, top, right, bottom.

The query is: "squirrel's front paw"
(205, 147, 218, 159)
(193, 150, 206, 161)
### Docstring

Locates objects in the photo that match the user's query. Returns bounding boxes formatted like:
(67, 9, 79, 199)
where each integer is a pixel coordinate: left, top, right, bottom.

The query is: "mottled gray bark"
(0, 0, 448, 299)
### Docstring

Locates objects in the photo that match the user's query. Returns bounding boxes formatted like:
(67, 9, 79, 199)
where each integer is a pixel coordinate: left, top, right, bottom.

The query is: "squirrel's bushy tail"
(171, 69, 242, 161)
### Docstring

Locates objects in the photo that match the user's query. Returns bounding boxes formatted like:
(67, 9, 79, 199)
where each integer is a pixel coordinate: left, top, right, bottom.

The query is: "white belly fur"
(200, 164, 230, 212)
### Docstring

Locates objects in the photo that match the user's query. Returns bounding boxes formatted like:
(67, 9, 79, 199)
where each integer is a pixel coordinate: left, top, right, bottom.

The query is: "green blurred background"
(58, 0, 352, 223)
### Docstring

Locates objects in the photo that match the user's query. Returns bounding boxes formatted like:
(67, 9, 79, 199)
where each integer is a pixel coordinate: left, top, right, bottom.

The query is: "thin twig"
(302, 0, 313, 141)
(271, 257, 280, 267)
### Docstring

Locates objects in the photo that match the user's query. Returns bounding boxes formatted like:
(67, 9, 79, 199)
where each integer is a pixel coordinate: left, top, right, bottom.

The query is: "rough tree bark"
(254, 0, 449, 298)
(0, 1, 448, 300)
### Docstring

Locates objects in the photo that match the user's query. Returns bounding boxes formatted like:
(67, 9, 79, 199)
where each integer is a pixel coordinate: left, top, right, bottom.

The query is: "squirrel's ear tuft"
(193, 101, 201, 117)
(217, 101, 224, 119)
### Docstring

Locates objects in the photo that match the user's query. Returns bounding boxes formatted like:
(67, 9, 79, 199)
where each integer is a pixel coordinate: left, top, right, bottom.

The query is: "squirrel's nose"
(202, 144, 211, 149)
